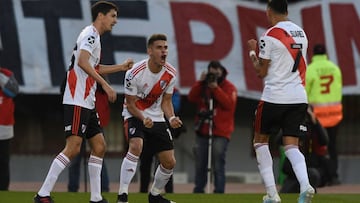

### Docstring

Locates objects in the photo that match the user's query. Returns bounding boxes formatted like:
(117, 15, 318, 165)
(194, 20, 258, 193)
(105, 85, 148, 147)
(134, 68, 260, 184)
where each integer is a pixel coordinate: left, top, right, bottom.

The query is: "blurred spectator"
(0, 67, 19, 190)
(305, 43, 343, 185)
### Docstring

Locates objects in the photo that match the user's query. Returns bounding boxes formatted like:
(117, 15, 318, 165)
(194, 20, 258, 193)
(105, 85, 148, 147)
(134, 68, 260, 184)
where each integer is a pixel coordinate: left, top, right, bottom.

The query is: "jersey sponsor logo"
(299, 124, 307, 132)
(291, 43, 302, 49)
(65, 125, 71, 131)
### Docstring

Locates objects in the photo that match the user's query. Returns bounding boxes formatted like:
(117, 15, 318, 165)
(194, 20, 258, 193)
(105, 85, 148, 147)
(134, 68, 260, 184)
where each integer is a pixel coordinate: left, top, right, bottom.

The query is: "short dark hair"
(91, 1, 118, 22)
(147, 34, 167, 47)
(313, 44, 326, 55)
(268, 0, 288, 14)
(207, 61, 223, 69)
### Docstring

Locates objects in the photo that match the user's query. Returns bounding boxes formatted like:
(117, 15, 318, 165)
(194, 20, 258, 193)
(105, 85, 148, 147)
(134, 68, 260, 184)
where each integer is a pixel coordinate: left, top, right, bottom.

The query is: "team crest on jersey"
(88, 36, 95, 44)
(160, 80, 167, 90)
(129, 127, 136, 135)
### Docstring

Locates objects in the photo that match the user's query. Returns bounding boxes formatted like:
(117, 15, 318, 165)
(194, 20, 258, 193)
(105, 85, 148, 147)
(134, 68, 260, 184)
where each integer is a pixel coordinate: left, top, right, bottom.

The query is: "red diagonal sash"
(267, 27, 306, 85)
(135, 71, 173, 110)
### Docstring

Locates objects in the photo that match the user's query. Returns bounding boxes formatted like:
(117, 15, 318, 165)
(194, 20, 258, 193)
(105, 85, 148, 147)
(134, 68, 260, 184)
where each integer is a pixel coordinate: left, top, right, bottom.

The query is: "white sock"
(38, 153, 69, 197)
(284, 145, 310, 193)
(150, 164, 173, 196)
(254, 143, 278, 197)
(88, 155, 103, 202)
(118, 152, 138, 195)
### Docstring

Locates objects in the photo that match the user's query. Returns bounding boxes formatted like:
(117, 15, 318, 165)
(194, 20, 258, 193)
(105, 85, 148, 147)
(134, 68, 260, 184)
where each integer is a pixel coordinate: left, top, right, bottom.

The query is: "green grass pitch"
(1, 192, 359, 203)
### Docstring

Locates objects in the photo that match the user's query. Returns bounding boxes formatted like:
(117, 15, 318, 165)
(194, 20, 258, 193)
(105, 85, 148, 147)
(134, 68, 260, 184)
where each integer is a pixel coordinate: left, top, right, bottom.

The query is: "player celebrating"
(117, 33, 182, 203)
(247, 0, 314, 202)
(34, 1, 133, 203)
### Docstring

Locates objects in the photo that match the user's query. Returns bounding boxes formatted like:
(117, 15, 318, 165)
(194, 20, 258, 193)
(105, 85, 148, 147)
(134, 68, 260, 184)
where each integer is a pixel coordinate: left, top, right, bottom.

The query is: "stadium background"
(1, 0, 360, 188)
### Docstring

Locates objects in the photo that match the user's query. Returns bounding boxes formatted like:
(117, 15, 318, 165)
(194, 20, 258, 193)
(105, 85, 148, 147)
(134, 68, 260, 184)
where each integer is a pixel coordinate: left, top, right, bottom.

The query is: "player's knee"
(128, 144, 142, 156)
(92, 143, 106, 157)
(162, 158, 176, 170)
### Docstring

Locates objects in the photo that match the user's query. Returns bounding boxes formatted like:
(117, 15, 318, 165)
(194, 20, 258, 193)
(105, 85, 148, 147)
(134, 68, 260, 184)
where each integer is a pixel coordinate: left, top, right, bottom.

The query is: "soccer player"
(117, 33, 182, 203)
(247, 0, 314, 202)
(34, 1, 133, 203)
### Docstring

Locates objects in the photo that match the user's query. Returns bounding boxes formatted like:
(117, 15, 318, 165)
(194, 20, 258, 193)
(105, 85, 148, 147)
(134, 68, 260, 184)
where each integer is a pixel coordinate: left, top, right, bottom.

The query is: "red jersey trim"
(165, 63, 177, 76)
(131, 61, 147, 76)
(84, 76, 95, 100)
(135, 71, 174, 110)
(267, 27, 306, 85)
(68, 69, 77, 98)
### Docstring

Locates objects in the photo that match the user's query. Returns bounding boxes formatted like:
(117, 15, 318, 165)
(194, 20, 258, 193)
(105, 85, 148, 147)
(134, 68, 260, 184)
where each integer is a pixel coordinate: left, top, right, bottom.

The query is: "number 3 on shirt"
(320, 75, 334, 94)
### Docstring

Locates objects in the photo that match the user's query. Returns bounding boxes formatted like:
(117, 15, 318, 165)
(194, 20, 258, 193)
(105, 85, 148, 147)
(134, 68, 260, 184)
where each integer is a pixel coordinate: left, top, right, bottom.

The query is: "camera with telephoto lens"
(205, 72, 217, 83)
(194, 110, 213, 132)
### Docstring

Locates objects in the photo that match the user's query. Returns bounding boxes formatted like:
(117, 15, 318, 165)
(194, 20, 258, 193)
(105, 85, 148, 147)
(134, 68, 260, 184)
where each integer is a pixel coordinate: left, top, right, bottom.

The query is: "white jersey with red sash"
(63, 25, 101, 109)
(122, 59, 176, 122)
(259, 21, 308, 104)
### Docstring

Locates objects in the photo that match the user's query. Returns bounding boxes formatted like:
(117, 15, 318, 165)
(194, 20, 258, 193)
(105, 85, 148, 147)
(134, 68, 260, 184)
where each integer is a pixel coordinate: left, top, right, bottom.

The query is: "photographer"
(188, 61, 237, 193)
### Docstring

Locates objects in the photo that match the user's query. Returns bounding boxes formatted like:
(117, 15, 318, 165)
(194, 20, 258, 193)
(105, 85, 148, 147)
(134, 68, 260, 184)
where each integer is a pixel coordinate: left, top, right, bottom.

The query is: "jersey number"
(320, 75, 334, 94)
(291, 43, 303, 72)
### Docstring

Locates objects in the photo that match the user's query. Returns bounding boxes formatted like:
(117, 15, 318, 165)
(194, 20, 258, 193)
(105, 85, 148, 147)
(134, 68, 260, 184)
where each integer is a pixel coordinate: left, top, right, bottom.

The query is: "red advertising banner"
(0, 0, 359, 98)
